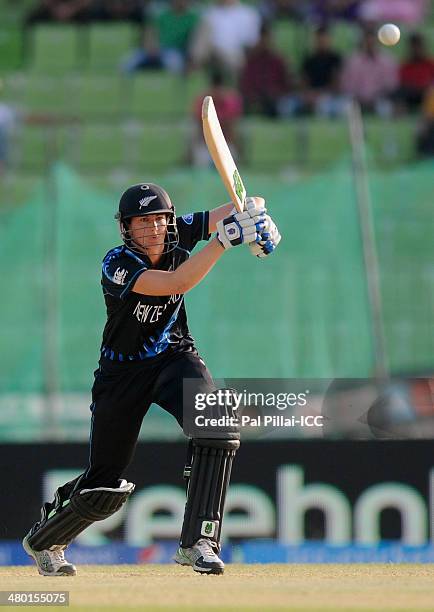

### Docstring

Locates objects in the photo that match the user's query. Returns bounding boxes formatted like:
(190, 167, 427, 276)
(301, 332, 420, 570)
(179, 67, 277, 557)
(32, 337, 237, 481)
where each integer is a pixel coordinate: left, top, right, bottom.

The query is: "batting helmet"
(115, 183, 178, 255)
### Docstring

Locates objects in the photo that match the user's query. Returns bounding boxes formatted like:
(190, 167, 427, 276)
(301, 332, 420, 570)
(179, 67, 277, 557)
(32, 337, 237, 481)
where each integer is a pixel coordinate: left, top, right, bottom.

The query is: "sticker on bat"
(233, 169, 245, 204)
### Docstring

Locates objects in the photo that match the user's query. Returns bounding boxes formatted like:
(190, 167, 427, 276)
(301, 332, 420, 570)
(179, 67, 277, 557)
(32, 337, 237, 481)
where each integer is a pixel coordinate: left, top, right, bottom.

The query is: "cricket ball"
(378, 23, 401, 46)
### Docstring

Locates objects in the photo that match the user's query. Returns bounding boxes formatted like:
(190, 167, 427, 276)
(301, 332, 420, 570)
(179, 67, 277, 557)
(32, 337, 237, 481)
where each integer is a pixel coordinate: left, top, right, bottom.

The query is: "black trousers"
(68, 349, 214, 494)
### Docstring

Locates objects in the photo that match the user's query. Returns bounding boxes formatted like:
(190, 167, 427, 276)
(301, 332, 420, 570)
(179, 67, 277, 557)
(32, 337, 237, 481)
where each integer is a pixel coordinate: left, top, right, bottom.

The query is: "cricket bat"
(202, 95, 247, 213)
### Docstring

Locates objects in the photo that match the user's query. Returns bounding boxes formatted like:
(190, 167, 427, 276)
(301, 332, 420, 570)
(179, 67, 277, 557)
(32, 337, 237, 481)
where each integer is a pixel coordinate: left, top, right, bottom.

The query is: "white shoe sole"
(174, 550, 224, 574)
(22, 536, 76, 577)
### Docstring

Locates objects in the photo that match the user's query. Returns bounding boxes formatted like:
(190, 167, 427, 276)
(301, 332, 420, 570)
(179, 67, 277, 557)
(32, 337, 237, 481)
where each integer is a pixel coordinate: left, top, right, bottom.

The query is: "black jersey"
(100, 211, 210, 362)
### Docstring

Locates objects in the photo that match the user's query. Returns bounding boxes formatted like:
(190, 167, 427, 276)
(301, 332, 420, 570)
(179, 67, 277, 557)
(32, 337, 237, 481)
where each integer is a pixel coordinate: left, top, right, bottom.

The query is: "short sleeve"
(177, 211, 210, 252)
(102, 248, 148, 299)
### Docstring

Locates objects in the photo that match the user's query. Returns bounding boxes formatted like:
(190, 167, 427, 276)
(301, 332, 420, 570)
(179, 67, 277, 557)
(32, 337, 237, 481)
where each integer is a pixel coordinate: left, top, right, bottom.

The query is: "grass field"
(0, 565, 434, 610)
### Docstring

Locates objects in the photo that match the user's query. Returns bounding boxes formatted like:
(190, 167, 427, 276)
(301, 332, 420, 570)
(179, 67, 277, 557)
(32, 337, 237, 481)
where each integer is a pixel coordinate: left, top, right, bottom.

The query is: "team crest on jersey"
(182, 213, 194, 225)
(113, 267, 128, 285)
(139, 195, 157, 209)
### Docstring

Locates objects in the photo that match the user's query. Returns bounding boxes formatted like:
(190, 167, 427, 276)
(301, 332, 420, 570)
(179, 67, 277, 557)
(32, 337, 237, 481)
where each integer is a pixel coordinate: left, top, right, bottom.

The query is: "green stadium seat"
(303, 119, 350, 168)
(331, 23, 359, 55)
(87, 23, 138, 72)
(184, 71, 209, 110)
(0, 26, 23, 71)
(72, 75, 127, 118)
(135, 121, 189, 170)
(245, 119, 299, 169)
(420, 25, 434, 54)
(29, 25, 79, 73)
(76, 124, 128, 170)
(130, 73, 189, 118)
(3, 75, 70, 114)
(11, 125, 49, 172)
(364, 117, 417, 165)
(273, 20, 304, 66)
(10, 123, 71, 172)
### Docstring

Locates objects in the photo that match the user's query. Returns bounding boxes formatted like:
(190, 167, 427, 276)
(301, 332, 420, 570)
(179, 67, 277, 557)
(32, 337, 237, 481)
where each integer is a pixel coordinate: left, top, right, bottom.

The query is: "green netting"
(0, 177, 46, 392)
(370, 161, 434, 372)
(0, 161, 433, 398)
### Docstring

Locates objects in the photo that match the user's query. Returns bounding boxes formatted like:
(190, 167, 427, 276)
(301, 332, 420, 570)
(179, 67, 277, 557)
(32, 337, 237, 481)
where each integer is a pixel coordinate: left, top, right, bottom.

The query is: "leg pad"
(27, 480, 135, 551)
(180, 438, 239, 549)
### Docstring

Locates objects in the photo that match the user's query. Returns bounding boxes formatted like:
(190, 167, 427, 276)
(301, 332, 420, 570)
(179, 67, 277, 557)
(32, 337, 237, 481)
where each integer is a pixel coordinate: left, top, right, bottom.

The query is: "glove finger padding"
(237, 214, 266, 233)
(261, 216, 280, 242)
(249, 214, 281, 258)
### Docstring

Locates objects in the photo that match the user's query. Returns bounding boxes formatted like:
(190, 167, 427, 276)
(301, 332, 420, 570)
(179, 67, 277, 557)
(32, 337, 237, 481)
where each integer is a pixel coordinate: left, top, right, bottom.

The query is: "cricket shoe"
(174, 538, 224, 575)
(22, 535, 76, 576)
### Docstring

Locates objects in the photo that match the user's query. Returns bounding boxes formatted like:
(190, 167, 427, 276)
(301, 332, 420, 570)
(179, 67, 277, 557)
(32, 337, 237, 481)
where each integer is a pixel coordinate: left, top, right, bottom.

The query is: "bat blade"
(202, 95, 246, 212)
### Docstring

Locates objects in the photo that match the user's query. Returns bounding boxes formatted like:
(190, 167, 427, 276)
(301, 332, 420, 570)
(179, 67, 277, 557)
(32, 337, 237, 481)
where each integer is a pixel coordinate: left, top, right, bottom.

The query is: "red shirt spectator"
(240, 24, 292, 117)
(397, 34, 434, 112)
(401, 60, 434, 90)
(399, 33, 434, 109)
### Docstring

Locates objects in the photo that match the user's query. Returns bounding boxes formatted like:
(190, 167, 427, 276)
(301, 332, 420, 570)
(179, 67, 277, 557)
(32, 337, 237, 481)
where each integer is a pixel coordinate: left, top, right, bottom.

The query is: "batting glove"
(216, 207, 266, 250)
(249, 214, 281, 258)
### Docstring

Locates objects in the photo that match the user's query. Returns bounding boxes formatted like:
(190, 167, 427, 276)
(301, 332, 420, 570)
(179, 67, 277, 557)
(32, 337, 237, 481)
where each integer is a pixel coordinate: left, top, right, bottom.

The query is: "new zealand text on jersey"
(133, 293, 182, 324)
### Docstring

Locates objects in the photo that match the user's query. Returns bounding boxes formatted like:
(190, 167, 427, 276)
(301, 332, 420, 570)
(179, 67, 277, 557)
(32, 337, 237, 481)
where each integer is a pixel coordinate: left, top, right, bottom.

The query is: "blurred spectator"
(340, 29, 399, 115)
(309, 0, 361, 23)
(91, 0, 144, 23)
(190, 0, 261, 78)
(189, 69, 243, 166)
(397, 33, 434, 113)
(0, 81, 15, 176)
(239, 23, 293, 117)
(0, 79, 66, 176)
(359, 0, 428, 25)
(26, 0, 93, 24)
(121, 0, 198, 73)
(300, 26, 344, 116)
(416, 86, 434, 156)
(258, 0, 305, 21)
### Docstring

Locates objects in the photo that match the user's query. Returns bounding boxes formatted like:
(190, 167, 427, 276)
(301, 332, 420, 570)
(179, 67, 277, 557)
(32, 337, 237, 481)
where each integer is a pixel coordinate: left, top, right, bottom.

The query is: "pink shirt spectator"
(341, 51, 399, 104)
(359, 0, 428, 25)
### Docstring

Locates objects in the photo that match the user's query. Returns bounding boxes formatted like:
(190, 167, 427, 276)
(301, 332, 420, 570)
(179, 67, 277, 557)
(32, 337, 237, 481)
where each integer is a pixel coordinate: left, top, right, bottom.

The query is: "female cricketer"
(23, 183, 281, 576)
